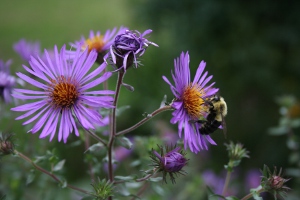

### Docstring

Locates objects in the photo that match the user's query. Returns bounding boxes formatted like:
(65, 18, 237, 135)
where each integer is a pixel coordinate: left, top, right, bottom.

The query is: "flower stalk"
(14, 150, 96, 197)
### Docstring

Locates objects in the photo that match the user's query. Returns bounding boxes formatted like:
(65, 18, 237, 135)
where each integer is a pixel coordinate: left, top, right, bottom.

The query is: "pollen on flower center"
(182, 83, 205, 119)
(83, 36, 104, 53)
(49, 76, 79, 109)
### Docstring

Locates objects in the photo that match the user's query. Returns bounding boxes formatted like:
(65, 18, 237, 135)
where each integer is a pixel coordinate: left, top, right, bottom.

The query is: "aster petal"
(193, 61, 206, 85)
(16, 72, 47, 90)
(11, 100, 46, 112)
(80, 62, 107, 84)
(84, 90, 115, 95)
(81, 72, 112, 91)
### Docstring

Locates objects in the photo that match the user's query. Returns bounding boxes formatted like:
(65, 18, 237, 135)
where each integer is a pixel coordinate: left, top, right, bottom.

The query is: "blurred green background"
(1, 0, 300, 199)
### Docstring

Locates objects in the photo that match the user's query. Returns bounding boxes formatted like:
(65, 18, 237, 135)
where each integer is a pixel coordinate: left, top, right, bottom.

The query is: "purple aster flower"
(151, 145, 188, 184)
(105, 29, 158, 71)
(13, 39, 41, 62)
(0, 60, 23, 104)
(11, 45, 115, 143)
(67, 27, 127, 64)
(162, 51, 219, 153)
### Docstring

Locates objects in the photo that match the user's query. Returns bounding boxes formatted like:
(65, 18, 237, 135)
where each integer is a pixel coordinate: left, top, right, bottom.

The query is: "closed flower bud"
(261, 165, 291, 198)
(150, 145, 188, 184)
(106, 29, 158, 72)
(0, 133, 14, 156)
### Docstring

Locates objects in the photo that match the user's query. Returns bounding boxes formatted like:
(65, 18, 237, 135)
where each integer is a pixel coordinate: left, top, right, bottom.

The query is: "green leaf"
(116, 137, 133, 150)
(0, 195, 6, 200)
(149, 177, 163, 182)
(26, 169, 35, 185)
(250, 185, 263, 200)
(268, 126, 288, 136)
(85, 143, 105, 153)
(209, 194, 225, 200)
(115, 175, 135, 181)
(225, 197, 240, 200)
(152, 184, 165, 196)
(59, 178, 67, 188)
(116, 105, 131, 116)
(53, 159, 65, 172)
(291, 118, 300, 128)
(206, 186, 215, 195)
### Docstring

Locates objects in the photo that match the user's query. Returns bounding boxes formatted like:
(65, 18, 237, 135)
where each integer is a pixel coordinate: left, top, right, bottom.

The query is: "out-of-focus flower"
(202, 170, 237, 196)
(105, 29, 158, 71)
(13, 39, 41, 62)
(162, 51, 219, 153)
(11, 45, 115, 143)
(67, 27, 127, 64)
(245, 169, 261, 191)
(0, 60, 23, 104)
(150, 145, 188, 184)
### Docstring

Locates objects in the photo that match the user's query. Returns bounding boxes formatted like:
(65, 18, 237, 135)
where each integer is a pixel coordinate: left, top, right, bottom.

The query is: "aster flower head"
(13, 39, 41, 62)
(150, 144, 188, 184)
(106, 29, 158, 72)
(67, 27, 127, 64)
(162, 51, 219, 153)
(11, 45, 115, 143)
(0, 60, 23, 104)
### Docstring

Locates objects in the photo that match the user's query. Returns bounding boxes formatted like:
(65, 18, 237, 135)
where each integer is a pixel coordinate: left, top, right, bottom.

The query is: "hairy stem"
(222, 170, 231, 196)
(14, 150, 96, 197)
(116, 105, 173, 136)
(108, 71, 124, 200)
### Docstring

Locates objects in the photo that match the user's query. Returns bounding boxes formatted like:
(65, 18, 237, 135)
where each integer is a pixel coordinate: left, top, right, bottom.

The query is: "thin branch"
(14, 150, 96, 197)
(108, 71, 124, 190)
(116, 105, 173, 136)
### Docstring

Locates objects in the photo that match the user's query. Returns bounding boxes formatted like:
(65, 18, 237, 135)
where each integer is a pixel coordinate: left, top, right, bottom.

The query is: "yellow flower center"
(82, 35, 105, 53)
(182, 83, 205, 119)
(49, 76, 79, 109)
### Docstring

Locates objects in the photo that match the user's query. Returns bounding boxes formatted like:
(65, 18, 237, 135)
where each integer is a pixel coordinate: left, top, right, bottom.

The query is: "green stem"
(240, 188, 265, 200)
(116, 105, 173, 136)
(222, 170, 231, 196)
(108, 71, 124, 186)
(14, 150, 96, 197)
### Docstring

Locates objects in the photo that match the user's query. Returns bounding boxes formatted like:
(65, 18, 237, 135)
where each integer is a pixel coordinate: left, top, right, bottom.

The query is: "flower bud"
(261, 165, 291, 198)
(150, 145, 188, 184)
(106, 29, 158, 72)
(0, 133, 14, 156)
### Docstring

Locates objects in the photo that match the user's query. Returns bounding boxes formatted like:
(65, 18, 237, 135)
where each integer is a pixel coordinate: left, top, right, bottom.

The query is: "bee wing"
(221, 114, 227, 138)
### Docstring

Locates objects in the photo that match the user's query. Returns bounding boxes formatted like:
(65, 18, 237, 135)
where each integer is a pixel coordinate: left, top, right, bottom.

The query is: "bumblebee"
(198, 95, 227, 136)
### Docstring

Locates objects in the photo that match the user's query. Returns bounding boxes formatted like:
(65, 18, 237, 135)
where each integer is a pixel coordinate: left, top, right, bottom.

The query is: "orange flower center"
(49, 76, 79, 109)
(82, 35, 105, 53)
(182, 83, 205, 119)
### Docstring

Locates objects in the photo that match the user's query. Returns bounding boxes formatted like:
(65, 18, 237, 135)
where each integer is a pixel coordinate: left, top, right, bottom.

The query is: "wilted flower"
(67, 27, 127, 64)
(0, 60, 23, 104)
(11, 45, 115, 142)
(150, 145, 188, 184)
(0, 133, 15, 157)
(13, 39, 41, 62)
(105, 29, 158, 71)
(261, 165, 291, 199)
(162, 51, 219, 153)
